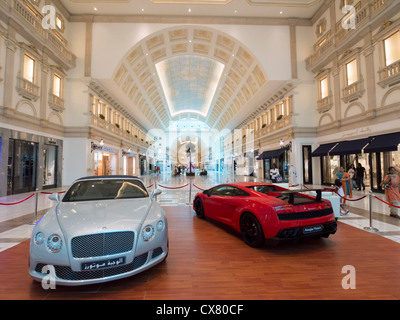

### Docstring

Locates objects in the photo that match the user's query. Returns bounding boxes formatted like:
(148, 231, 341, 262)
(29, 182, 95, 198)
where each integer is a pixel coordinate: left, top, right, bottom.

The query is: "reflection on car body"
(29, 175, 168, 286)
(193, 182, 337, 247)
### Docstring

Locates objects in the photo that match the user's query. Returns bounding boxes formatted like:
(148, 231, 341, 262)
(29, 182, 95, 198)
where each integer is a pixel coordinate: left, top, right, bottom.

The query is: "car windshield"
(247, 185, 277, 194)
(62, 179, 149, 202)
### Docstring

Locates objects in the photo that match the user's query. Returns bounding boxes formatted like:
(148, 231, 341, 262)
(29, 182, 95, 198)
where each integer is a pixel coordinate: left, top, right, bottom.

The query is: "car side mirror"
(203, 190, 211, 197)
(152, 188, 162, 199)
(48, 193, 60, 203)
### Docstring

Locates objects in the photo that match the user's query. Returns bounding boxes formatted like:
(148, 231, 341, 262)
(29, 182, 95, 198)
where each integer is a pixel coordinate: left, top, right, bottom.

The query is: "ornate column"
(40, 54, 49, 120)
(363, 35, 377, 117)
(3, 34, 17, 110)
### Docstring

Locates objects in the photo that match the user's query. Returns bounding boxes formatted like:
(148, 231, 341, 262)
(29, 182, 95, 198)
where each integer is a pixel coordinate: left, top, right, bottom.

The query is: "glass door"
(43, 144, 58, 189)
(7, 139, 38, 195)
(302, 145, 313, 184)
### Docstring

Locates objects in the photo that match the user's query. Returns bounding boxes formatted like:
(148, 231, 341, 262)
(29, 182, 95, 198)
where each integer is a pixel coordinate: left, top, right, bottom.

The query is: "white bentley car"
(29, 175, 168, 286)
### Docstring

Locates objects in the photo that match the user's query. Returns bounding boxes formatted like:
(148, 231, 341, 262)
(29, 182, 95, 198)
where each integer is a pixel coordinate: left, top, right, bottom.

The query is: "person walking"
(348, 164, 357, 189)
(336, 166, 352, 203)
(380, 167, 400, 218)
(355, 163, 366, 191)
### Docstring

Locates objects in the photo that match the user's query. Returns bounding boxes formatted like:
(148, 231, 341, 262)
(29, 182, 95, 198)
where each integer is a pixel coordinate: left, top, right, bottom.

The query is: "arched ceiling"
(113, 25, 268, 131)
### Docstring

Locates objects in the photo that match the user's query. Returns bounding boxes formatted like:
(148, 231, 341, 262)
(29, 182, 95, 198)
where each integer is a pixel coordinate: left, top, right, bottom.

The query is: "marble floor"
(1, 171, 399, 252)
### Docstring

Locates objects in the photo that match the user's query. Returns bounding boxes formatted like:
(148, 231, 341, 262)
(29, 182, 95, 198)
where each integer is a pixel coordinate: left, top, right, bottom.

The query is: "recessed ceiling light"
(280, 10, 283, 14)
(234, 10, 238, 14)
(188, 8, 192, 13)
(94, 7, 97, 11)
(141, 8, 145, 13)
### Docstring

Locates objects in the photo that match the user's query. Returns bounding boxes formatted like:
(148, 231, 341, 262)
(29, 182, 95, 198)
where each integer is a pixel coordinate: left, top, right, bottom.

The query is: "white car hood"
(56, 198, 151, 239)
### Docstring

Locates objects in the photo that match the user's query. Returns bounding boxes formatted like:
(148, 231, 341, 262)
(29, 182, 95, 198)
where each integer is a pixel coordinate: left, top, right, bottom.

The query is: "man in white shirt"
(270, 163, 280, 182)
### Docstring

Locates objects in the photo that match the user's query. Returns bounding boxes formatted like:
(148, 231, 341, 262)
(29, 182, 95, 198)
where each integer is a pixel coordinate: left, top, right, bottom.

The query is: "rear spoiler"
(273, 188, 330, 204)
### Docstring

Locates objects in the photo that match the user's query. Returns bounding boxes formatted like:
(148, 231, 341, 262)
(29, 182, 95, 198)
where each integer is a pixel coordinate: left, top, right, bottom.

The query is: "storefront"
(312, 138, 371, 186)
(42, 140, 59, 189)
(7, 138, 38, 194)
(92, 145, 118, 176)
(139, 154, 147, 175)
(312, 132, 400, 192)
(364, 132, 400, 192)
(0, 130, 63, 196)
(122, 150, 136, 176)
(257, 148, 289, 182)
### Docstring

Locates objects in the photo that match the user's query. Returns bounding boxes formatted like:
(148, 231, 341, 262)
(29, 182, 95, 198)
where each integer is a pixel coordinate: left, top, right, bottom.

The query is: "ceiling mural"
(113, 25, 267, 131)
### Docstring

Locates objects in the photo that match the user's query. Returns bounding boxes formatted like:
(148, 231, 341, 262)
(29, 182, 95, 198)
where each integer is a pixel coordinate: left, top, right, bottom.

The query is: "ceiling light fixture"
(188, 8, 192, 13)
(94, 7, 97, 11)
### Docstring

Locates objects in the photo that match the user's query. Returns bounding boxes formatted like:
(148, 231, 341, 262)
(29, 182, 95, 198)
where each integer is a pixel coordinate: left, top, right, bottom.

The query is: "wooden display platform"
(0, 206, 399, 300)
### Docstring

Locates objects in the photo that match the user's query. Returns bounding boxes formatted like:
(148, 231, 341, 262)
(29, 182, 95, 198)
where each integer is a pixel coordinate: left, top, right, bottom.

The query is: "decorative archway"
(113, 25, 267, 131)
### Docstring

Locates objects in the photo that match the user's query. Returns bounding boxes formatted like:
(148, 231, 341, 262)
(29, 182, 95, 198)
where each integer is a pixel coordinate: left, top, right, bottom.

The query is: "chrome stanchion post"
(29, 188, 39, 225)
(364, 190, 379, 233)
(187, 180, 192, 206)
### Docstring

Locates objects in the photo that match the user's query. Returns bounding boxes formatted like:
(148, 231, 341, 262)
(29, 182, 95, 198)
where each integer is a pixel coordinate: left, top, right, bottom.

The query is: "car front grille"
(35, 252, 149, 281)
(71, 231, 135, 258)
(277, 207, 333, 221)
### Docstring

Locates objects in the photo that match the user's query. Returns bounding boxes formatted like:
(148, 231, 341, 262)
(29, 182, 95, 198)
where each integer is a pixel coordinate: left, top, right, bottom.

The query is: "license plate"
(303, 225, 323, 234)
(82, 257, 125, 271)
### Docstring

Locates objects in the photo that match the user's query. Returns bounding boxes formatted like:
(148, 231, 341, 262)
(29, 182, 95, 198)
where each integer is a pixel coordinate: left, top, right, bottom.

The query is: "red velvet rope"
(146, 184, 154, 189)
(373, 195, 400, 208)
(333, 191, 368, 202)
(193, 184, 205, 191)
(158, 184, 188, 189)
(0, 193, 35, 205)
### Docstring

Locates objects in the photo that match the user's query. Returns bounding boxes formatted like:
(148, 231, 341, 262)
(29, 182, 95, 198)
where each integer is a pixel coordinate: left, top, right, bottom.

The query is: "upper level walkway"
(1, 171, 399, 252)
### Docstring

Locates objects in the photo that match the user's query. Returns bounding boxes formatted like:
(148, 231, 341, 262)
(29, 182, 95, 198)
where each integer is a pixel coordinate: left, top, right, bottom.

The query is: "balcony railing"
(306, 0, 394, 71)
(48, 93, 65, 112)
(10, 0, 75, 68)
(91, 113, 150, 148)
(378, 60, 400, 88)
(16, 77, 39, 101)
(342, 79, 364, 102)
(317, 95, 333, 114)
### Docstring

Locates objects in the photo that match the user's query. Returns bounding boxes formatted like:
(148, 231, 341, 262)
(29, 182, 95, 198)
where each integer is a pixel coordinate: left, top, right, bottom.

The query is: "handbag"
(383, 177, 391, 190)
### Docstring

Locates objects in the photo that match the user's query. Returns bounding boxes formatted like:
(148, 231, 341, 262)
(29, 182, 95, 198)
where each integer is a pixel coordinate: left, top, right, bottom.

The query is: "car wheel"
(240, 213, 265, 247)
(194, 198, 206, 219)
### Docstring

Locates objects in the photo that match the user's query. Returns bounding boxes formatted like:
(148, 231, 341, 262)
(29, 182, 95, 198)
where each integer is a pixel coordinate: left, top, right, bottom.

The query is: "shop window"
(378, 28, 400, 88)
(342, 54, 364, 103)
(346, 58, 358, 86)
(56, 14, 64, 32)
(23, 54, 35, 83)
(320, 77, 328, 99)
(384, 31, 400, 66)
(17, 49, 40, 101)
(53, 74, 62, 97)
(49, 69, 65, 112)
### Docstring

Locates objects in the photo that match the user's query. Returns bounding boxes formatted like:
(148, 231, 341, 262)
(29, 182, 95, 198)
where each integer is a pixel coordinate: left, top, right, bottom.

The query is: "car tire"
(240, 213, 265, 247)
(194, 198, 206, 219)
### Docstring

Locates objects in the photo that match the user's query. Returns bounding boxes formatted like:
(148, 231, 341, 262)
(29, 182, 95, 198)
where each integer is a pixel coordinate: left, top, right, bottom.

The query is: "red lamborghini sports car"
(193, 182, 337, 247)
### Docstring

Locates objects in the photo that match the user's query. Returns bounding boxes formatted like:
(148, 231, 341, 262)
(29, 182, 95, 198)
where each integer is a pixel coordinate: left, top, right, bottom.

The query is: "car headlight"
(142, 225, 155, 242)
(157, 220, 165, 232)
(34, 232, 45, 245)
(47, 234, 63, 253)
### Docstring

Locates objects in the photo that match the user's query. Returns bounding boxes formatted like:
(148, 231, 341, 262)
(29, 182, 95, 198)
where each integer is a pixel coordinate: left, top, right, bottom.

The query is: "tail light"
(273, 205, 294, 214)
(323, 201, 332, 208)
